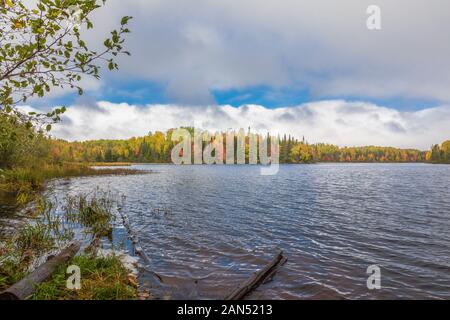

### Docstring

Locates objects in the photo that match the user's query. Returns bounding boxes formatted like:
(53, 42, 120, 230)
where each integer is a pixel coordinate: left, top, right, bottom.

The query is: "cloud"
(77, 0, 450, 105)
(37, 100, 450, 150)
(23, 77, 104, 107)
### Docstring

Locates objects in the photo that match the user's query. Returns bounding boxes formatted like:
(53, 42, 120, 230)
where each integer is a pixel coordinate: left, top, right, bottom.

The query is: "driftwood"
(119, 213, 151, 265)
(119, 212, 163, 282)
(0, 242, 81, 300)
(225, 251, 287, 300)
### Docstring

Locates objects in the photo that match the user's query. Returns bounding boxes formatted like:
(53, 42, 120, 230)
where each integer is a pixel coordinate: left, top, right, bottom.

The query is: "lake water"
(4, 163, 450, 299)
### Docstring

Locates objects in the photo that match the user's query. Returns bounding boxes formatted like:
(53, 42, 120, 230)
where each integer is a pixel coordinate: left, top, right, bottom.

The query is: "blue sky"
(35, 79, 441, 112)
(31, 0, 450, 111)
(25, 0, 450, 148)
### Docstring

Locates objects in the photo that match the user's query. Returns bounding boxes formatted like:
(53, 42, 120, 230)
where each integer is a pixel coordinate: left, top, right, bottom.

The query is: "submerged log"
(119, 213, 151, 265)
(225, 251, 287, 300)
(0, 242, 81, 300)
(119, 212, 163, 282)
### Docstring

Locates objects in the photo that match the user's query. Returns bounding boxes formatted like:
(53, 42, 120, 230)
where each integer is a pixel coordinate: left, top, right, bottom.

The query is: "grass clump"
(64, 190, 116, 239)
(0, 163, 142, 206)
(0, 190, 118, 291)
(32, 254, 137, 300)
(0, 187, 135, 300)
(0, 197, 74, 291)
(0, 249, 27, 291)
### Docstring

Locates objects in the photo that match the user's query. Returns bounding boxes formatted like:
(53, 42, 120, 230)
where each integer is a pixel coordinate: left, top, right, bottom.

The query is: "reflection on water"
(0, 193, 22, 240)
(0, 193, 17, 218)
(4, 163, 450, 299)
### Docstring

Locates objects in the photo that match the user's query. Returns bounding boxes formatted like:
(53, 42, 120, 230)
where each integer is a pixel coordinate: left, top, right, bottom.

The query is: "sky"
(25, 0, 450, 149)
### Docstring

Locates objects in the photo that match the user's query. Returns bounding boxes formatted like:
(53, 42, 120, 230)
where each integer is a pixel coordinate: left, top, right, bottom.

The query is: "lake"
(4, 163, 450, 299)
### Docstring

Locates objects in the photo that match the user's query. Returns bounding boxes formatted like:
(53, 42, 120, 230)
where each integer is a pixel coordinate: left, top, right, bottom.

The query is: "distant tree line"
(280, 135, 425, 163)
(47, 129, 432, 164)
(4, 124, 450, 170)
(426, 141, 450, 163)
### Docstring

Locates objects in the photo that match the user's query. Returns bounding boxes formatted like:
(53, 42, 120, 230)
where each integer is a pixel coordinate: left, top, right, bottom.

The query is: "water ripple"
(38, 163, 450, 299)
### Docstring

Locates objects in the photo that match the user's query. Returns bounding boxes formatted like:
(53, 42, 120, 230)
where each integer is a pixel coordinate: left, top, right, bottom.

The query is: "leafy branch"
(0, 0, 132, 130)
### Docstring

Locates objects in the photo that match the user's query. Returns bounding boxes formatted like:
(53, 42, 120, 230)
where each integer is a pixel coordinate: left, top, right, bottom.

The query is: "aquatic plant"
(31, 254, 137, 300)
(0, 190, 122, 296)
(64, 190, 117, 239)
(0, 163, 142, 206)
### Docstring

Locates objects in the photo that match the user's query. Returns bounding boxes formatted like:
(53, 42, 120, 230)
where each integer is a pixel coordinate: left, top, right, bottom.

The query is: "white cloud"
(42, 100, 450, 150)
(25, 77, 104, 105)
(79, 0, 450, 104)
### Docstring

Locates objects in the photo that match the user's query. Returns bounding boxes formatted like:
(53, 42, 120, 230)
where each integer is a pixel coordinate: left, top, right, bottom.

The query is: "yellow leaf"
(5, 0, 14, 8)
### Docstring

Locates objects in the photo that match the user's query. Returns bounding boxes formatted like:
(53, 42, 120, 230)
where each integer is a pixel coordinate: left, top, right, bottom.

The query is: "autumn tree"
(0, 0, 131, 170)
(441, 140, 450, 162)
(0, 0, 131, 129)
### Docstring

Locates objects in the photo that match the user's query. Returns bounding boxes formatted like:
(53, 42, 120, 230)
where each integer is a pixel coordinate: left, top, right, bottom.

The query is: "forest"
(1, 0, 449, 302)
(46, 129, 446, 164)
(428, 141, 450, 163)
(3, 117, 448, 208)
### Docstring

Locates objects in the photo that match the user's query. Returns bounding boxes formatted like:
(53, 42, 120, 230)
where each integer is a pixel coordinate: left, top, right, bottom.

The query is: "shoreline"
(90, 161, 447, 166)
(0, 187, 142, 300)
(0, 166, 155, 300)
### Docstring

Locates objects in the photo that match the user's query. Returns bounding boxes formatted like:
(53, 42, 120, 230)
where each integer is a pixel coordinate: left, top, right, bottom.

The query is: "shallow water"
(3, 163, 450, 299)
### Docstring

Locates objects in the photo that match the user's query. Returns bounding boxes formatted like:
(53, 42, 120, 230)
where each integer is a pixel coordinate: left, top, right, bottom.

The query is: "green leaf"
(0, 2, 132, 125)
(121, 16, 132, 26)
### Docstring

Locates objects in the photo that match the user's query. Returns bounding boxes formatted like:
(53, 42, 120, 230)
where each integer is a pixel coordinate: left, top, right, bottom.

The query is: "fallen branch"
(0, 242, 81, 300)
(119, 212, 163, 282)
(225, 251, 287, 300)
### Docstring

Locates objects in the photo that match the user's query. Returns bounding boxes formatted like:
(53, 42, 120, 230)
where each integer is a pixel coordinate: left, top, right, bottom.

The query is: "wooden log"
(119, 213, 163, 282)
(262, 255, 288, 285)
(225, 251, 287, 300)
(120, 213, 151, 265)
(0, 242, 81, 300)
